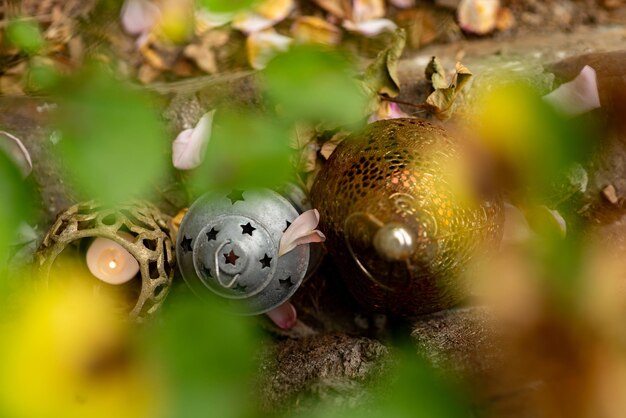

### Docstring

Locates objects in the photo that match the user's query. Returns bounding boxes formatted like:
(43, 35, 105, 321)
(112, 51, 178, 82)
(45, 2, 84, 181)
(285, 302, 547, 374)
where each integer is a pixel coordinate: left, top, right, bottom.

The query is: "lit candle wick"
(86, 232, 140, 285)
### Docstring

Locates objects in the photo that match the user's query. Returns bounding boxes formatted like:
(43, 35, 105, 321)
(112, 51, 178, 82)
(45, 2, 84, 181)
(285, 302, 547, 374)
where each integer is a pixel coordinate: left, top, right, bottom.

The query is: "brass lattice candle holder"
(36, 201, 175, 321)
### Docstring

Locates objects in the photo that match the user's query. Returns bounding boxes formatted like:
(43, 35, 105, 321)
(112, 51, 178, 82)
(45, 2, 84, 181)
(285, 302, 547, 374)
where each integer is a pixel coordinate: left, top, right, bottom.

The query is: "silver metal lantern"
(176, 188, 318, 314)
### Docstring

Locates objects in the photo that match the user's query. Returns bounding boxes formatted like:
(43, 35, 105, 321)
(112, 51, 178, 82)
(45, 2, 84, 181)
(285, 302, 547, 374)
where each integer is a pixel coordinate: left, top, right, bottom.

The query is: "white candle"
(86, 233, 140, 285)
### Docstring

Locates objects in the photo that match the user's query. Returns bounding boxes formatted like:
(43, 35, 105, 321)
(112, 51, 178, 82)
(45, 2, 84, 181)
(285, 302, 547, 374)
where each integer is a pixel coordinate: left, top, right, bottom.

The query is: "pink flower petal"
(172, 110, 216, 170)
(135, 31, 151, 48)
(342, 18, 397, 36)
(265, 301, 297, 329)
(543, 65, 601, 117)
(369, 101, 410, 122)
(0, 131, 32, 177)
(278, 209, 326, 256)
(290, 230, 326, 248)
(121, 0, 161, 36)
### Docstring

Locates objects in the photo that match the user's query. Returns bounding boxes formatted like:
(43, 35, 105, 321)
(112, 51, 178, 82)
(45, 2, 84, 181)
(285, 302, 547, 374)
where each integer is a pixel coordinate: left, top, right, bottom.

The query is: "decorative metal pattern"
(36, 201, 175, 321)
(176, 189, 311, 315)
(311, 118, 504, 316)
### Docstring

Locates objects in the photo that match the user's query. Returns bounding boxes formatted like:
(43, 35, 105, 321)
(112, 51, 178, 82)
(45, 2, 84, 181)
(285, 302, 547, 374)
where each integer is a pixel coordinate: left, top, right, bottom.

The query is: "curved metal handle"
(214, 239, 240, 289)
(343, 212, 414, 292)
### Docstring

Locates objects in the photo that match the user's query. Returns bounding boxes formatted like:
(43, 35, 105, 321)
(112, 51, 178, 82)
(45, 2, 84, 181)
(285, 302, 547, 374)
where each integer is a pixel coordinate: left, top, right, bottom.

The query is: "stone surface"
(0, 97, 75, 226)
(412, 306, 502, 381)
(257, 334, 390, 414)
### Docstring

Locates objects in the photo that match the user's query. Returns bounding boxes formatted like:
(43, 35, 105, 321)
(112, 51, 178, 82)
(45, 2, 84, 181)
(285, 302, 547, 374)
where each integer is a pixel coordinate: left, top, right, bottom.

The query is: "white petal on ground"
(195, 9, 234, 31)
(457, 0, 500, 35)
(0, 131, 32, 177)
(265, 301, 297, 329)
(246, 30, 292, 70)
(121, 0, 161, 36)
(342, 18, 397, 36)
(233, 13, 277, 34)
(233, 0, 294, 34)
(390, 0, 416, 9)
(543, 65, 601, 117)
(352, 0, 386, 22)
(172, 110, 216, 170)
(279, 209, 326, 256)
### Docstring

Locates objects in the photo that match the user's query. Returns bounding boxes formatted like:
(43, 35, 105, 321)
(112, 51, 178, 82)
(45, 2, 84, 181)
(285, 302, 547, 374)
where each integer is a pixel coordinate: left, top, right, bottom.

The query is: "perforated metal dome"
(176, 189, 310, 314)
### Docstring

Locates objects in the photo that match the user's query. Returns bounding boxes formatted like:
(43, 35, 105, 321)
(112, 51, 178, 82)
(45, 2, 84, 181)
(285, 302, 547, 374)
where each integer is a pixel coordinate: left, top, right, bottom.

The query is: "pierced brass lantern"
(37, 201, 175, 321)
(311, 118, 504, 316)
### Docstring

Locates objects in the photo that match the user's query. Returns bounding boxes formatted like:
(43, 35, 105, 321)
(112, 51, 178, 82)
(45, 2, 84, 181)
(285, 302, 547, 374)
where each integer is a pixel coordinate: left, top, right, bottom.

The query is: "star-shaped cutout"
(283, 220, 292, 232)
(202, 264, 212, 278)
(226, 189, 245, 205)
(241, 222, 256, 236)
(279, 276, 293, 290)
(224, 249, 239, 265)
(259, 253, 272, 269)
(206, 227, 219, 241)
(180, 236, 193, 253)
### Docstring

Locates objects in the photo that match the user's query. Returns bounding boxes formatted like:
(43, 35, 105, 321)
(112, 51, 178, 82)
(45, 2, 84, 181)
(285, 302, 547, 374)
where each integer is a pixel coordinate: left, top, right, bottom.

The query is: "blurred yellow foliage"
(158, 0, 195, 43)
(0, 268, 159, 418)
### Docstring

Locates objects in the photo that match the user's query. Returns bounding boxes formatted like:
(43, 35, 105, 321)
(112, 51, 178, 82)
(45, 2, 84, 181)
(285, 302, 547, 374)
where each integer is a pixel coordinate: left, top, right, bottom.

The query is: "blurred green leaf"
(297, 347, 470, 418)
(145, 293, 259, 418)
(196, 0, 257, 13)
(477, 83, 592, 202)
(25, 62, 60, 92)
(6, 20, 44, 54)
(379, 352, 470, 418)
(190, 110, 292, 194)
(54, 65, 168, 205)
(263, 45, 368, 127)
(0, 151, 34, 265)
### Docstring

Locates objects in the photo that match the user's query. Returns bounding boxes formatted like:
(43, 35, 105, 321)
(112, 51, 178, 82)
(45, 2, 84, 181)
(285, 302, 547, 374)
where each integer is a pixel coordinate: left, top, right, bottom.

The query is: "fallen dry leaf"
(312, 0, 349, 20)
(291, 16, 342, 45)
(320, 130, 350, 159)
(184, 30, 229, 74)
(362, 28, 406, 98)
(424, 58, 472, 120)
